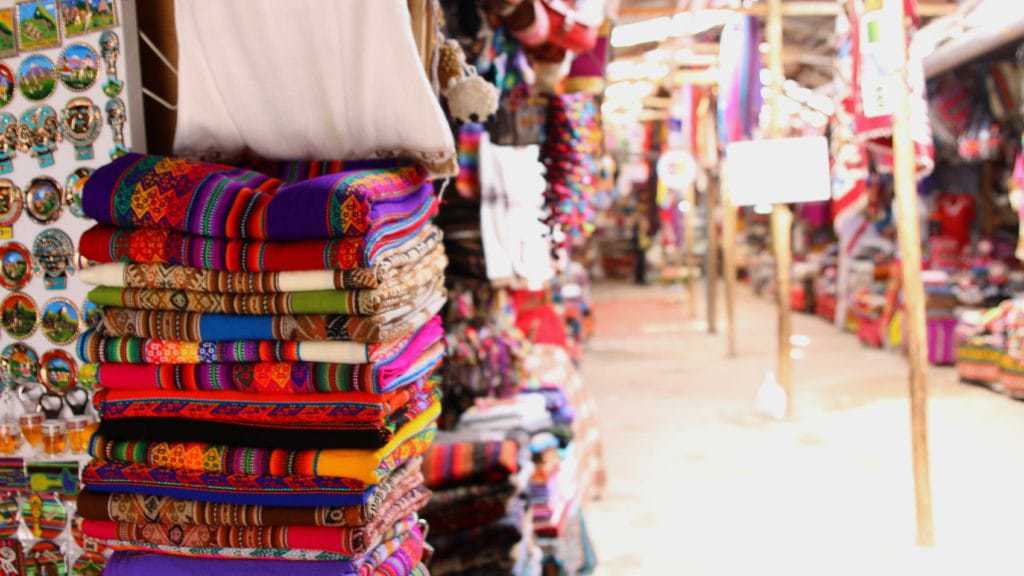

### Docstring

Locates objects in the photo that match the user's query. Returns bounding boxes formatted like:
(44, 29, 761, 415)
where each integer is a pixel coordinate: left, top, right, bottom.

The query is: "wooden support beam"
(888, 0, 936, 548)
(684, 183, 699, 320)
(722, 185, 738, 357)
(767, 0, 794, 417)
(706, 176, 720, 335)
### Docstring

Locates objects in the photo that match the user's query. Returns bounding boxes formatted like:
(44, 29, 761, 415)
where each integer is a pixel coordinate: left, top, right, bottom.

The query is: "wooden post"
(722, 184, 738, 357)
(684, 183, 699, 319)
(706, 177, 720, 335)
(889, 0, 935, 547)
(767, 0, 793, 415)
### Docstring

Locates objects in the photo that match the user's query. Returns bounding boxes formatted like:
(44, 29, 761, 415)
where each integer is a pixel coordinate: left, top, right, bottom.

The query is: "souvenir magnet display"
(61, 0, 117, 37)
(39, 298, 78, 345)
(32, 228, 74, 290)
(105, 96, 125, 158)
(18, 105, 60, 168)
(15, 54, 55, 101)
(0, 179, 21, 225)
(57, 42, 98, 91)
(0, 66, 13, 109)
(0, 9, 16, 59)
(15, 0, 61, 52)
(0, 115, 17, 175)
(40, 349, 75, 390)
(0, 292, 37, 339)
(24, 176, 61, 224)
(80, 298, 99, 328)
(0, 241, 32, 290)
(0, 343, 39, 385)
(61, 96, 100, 160)
(98, 29, 120, 96)
(64, 166, 90, 217)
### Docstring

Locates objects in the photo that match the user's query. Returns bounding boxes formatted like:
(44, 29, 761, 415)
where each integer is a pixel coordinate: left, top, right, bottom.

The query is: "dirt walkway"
(582, 282, 1024, 574)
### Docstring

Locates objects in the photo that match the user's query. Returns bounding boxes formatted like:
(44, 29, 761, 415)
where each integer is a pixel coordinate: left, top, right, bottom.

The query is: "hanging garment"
(478, 134, 554, 289)
(172, 0, 455, 176)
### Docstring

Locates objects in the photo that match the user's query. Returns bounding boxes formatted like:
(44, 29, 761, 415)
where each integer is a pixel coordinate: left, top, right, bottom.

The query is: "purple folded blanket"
(83, 153, 432, 241)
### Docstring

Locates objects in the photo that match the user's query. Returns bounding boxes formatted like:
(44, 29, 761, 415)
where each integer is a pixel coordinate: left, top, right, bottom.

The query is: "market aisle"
(583, 282, 1024, 574)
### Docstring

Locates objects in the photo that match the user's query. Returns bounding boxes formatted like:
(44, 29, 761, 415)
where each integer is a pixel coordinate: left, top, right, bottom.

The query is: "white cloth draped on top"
(172, 0, 456, 176)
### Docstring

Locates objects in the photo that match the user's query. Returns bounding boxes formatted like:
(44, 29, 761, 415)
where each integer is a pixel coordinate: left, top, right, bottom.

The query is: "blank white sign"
(725, 136, 831, 206)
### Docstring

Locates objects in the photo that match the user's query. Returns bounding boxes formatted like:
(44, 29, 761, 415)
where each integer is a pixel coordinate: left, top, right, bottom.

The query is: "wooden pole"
(767, 0, 794, 415)
(684, 183, 699, 319)
(889, 0, 936, 547)
(706, 177, 720, 335)
(722, 184, 738, 358)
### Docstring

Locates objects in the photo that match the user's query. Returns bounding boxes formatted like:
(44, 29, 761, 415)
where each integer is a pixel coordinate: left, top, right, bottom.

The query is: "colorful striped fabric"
(82, 344, 443, 396)
(77, 459, 425, 527)
(79, 200, 437, 273)
(91, 401, 440, 482)
(78, 316, 443, 366)
(93, 381, 434, 430)
(81, 246, 446, 293)
(422, 439, 520, 490)
(83, 153, 432, 241)
(98, 292, 446, 344)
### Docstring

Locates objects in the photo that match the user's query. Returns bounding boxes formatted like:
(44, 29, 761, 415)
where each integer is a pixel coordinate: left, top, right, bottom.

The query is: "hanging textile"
(848, 0, 934, 178)
(716, 14, 762, 146)
(172, 0, 456, 176)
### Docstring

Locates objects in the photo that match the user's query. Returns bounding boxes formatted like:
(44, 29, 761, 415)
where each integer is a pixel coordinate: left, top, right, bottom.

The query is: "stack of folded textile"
(73, 153, 445, 574)
(421, 439, 540, 576)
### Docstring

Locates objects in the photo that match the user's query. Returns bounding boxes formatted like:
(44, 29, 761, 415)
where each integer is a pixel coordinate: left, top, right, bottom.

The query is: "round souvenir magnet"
(61, 97, 101, 161)
(81, 299, 100, 329)
(24, 176, 62, 224)
(39, 349, 76, 392)
(16, 55, 56, 102)
(33, 229, 74, 291)
(21, 494, 66, 540)
(64, 167, 91, 218)
(26, 539, 66, 576)
(71, 552, 105, 576)
(0, 241, 32, 290)
(1, 343, 39, 385)
(0, 65, 13, 109)
(0, 292, 37, 339)
(57, 43, 99, 92)
(40, 298, 79, 345)
(0, 179, 23, 226)
(0, 495, 18, 538)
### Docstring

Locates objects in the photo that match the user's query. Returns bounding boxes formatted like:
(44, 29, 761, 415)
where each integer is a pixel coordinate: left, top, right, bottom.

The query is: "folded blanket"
(79, 197, 436, 272)
(90, 514, 420, 562)
(422, 483, 521, 535)
(78, 316, 443, 366)
(93, 382, 436, 430)
(99, 292, 445, 343)
(79, 237, 444, 293)
(77, 458, 425, 527)
(83, 153, 432, 241)
(86, 268, 444, 316)
(84, 461, 372, 507)
(101, 519, 423, 574)
(423, 440, 520, 490)
(91, 401, 440, 483)
(82, 343, 443, 396)
(82, 486, 429, 557)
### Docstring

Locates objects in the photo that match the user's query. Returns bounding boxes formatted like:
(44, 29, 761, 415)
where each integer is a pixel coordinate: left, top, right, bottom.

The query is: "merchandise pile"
(73, 154, 446, 574)
(421, 438, 537, 575)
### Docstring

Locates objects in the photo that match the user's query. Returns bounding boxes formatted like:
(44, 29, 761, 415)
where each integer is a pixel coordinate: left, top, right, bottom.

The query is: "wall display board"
(0, 0, 143, 572)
